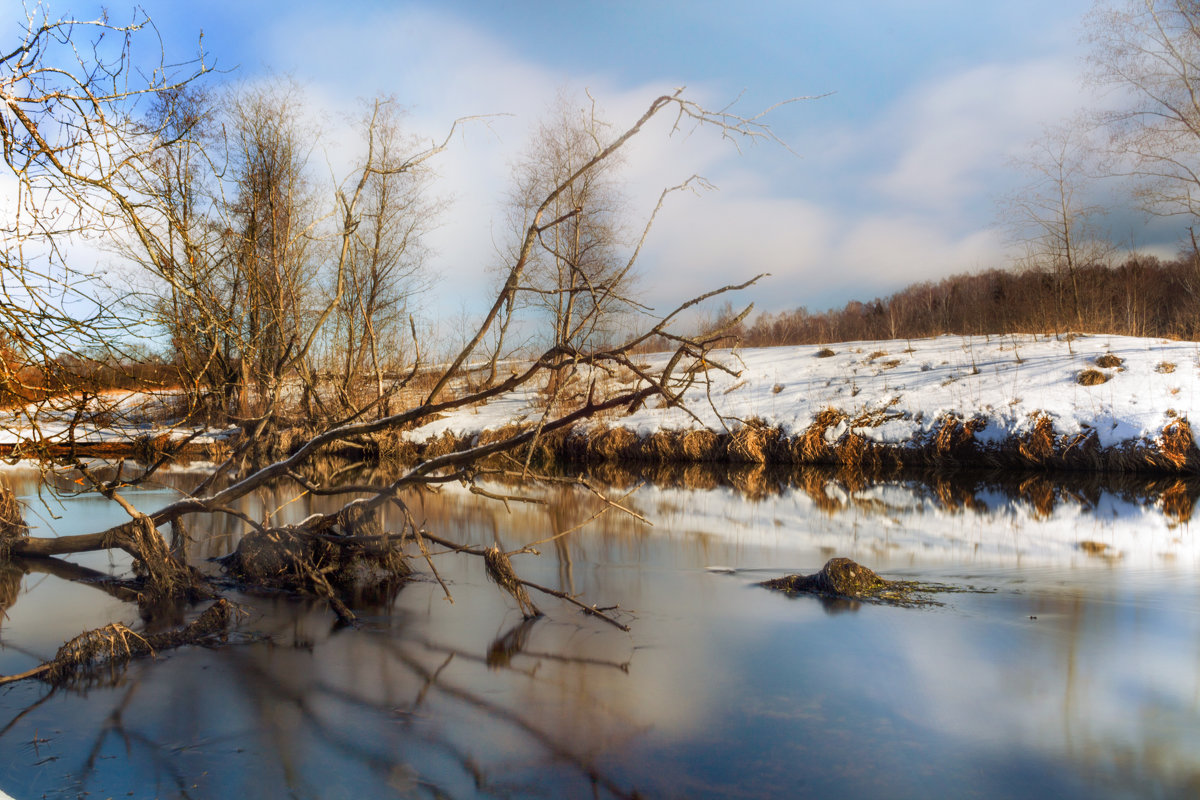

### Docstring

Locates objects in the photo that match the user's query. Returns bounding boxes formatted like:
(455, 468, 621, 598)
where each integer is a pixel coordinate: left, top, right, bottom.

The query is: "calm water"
(1, 464, 1199, 798)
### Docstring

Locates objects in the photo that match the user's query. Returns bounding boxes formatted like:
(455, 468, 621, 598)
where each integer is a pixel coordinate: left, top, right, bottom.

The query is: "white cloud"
(191, 8, 1122, 323)
(875, 58, 1089, 213)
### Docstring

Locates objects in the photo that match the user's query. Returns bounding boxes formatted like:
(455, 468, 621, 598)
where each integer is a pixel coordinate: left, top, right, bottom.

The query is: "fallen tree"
(0, 8, 802, 683)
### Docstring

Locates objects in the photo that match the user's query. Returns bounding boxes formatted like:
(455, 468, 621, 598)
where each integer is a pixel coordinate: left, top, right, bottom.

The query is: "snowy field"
(0, 390, 235, 448)
(1, 333, 1196, 460)
(410, 333, 1200, 454)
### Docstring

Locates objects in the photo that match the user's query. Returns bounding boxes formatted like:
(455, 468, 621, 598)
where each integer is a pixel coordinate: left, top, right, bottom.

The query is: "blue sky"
(45, 1, 1175, 322)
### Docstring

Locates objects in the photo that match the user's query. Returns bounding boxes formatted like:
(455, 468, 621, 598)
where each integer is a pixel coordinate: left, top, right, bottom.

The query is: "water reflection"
(0, 462, 1198, 797)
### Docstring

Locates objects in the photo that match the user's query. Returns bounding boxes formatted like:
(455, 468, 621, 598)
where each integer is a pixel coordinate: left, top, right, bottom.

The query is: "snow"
(4, 333, 1196, 459)
(408, 333, 1200, 453)
(0, 390, 236, 447)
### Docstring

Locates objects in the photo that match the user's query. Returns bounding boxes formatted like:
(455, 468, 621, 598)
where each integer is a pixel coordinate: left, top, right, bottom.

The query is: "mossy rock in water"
(762, 557, 956, 607)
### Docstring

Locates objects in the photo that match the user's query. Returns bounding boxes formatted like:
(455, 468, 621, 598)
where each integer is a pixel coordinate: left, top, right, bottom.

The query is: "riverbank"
(408, 333, 1200, 474)
(4, 333, 1197, 475)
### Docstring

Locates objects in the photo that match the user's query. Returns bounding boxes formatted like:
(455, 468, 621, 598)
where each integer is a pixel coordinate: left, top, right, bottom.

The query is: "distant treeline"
(723, 256, 1200, 346)
(0, 347, 178, 409)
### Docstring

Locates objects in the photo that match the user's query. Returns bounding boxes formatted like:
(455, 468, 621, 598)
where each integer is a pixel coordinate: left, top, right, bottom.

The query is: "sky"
(28, 0, 1185, 325)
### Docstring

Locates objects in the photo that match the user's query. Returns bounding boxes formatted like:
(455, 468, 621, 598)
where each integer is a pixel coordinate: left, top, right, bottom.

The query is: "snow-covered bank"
(0, 390, 235, 455)
(409, 333, 1200, 471)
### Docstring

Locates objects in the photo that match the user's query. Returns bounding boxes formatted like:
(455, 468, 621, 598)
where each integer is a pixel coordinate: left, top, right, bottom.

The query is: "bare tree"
(0, 6, 798, 665)
(501, 94, 634, 382)
(0, 6, 214, 454)
(327, 99, 438, 417)
(1002, 124, 1110, 326)
(1087, 0, 1200, 219)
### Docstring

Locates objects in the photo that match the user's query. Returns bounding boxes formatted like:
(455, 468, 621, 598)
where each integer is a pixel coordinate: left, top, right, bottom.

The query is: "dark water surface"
(1, 464, 1199, 798)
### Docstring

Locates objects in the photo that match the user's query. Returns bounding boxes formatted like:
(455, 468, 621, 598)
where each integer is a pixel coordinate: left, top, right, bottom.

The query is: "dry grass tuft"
(0, 485, 28, 557)
(814, 347, 836, 358)
(1061, 429, 1103, 470)
(1158, 417, 1195, 470)
(420, 431, 465, 459)
(638, 430, 681, 461)
(928, 415, 986, 466)
(364, 430, 419, 464)
(793, 408, 846, 463)
(726, 424, 767, 463)
(1018, 413, 1056, 464)
(484, 545, 539, 618)
(1077, 368, 1110, 386)
(589, 427, 640, 461)
(1094, 353, 1123, 369)
(867, 350, 888, 361)
(835, 433, 873, 475)
(45, 599, 231, 685)
(1156, 361, 1177, 374)
(679, 428, 721, 461)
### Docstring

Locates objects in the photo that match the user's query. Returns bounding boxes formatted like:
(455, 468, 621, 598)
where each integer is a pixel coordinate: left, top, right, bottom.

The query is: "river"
(0, 462, 1197, 798)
